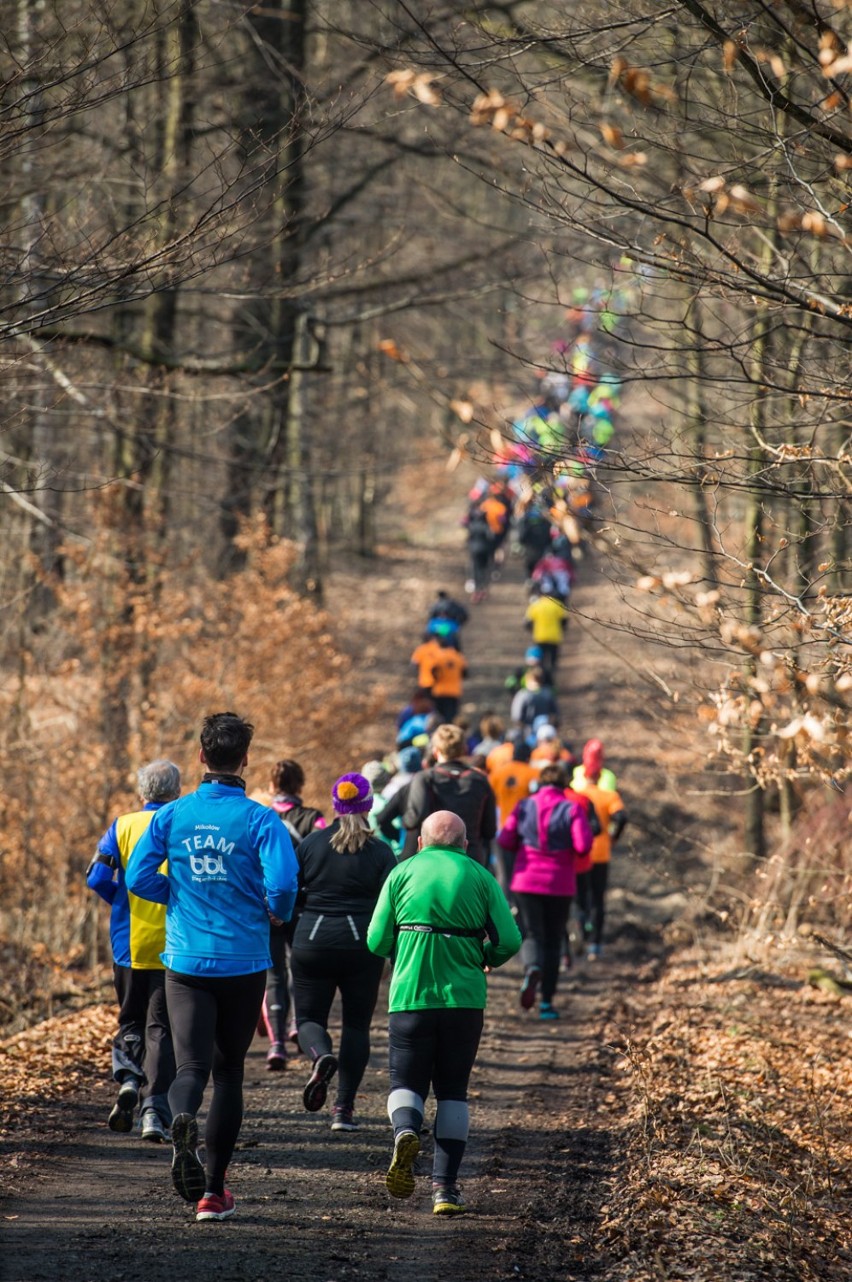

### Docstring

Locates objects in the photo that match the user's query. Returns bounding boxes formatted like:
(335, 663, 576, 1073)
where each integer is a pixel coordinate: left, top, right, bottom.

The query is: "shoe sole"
(303, 1054, 338, 1113)
(330, 1121, 358, 1132)
(171, 1114, 206, 1204)
(266, 1057, 287, 1071)
(108, 1103, 134, 1133)
(108, 1083, 139, 1133)
(433, 1200, 466, 1215)
(386, 1131, 420, 1199)
(520, 967, 541, 1010)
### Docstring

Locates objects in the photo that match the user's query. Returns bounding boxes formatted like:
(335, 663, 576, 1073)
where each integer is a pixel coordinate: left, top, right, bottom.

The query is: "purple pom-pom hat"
(331, 772, 374, 815)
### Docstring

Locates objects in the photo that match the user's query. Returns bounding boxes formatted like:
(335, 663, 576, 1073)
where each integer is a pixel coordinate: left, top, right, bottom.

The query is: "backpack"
(272, 799, 323, 847)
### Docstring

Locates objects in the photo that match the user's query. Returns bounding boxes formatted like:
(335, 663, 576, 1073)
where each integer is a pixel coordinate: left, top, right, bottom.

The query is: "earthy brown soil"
(3, 453, 848, 1282)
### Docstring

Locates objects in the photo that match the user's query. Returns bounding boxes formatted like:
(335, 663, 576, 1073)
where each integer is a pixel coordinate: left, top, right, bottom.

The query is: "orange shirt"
(572, 780, 625, 864)
(479, 496, 509, 535)
(430, 648, 467, 697)
(411, 638, 443, 688)
(486, 741, 514, 775)
(530, 743, 572, 764)
(490, 759, 539, 824)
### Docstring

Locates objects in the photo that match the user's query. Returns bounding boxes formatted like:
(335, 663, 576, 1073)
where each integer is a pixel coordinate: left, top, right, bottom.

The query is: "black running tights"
(165, 968, 266, 1196)
(514, 892, 572, 1002)
(290, 945, 385, 1110)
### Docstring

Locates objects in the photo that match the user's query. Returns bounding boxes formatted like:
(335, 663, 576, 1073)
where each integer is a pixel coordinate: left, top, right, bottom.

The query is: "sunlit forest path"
(3, 467, 849, 1282)
(0, 464, 682, 1282)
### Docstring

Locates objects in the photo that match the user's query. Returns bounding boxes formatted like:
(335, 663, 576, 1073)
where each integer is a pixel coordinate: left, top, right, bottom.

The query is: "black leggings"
(263, 921, 295, 1045)
(388, 1007, 484, 1184)
(575, 863, 609, 946)
(290, 945, 385, 1110)
(515, 892, 572, 1002)
(165, 968, 266, 1196)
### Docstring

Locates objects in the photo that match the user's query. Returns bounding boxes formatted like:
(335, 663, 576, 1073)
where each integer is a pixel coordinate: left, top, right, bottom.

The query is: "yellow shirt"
(526, 596, 568, 645)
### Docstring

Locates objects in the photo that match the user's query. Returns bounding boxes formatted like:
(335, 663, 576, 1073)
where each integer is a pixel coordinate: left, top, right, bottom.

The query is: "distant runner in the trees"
(429, 635, 468, 722)
(126, 712, 299, 1223)
(425, 589, 469, 646)
(524, 585, 569, 684)
(465, 508, 495, 602)
(510, 666, 559, 731)
(253, 758, 327, 1071)
(290, 772, 396, 1132)
(367, 810, 521, 1215)
(86, 758, 181, 1143)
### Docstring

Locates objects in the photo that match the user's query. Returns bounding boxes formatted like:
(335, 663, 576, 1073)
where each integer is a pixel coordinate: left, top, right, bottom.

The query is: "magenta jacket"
(498, 785, 593, 897)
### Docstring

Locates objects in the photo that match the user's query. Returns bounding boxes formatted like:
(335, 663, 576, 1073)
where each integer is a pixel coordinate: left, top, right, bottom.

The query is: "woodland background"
(0, 0, 850, 1033)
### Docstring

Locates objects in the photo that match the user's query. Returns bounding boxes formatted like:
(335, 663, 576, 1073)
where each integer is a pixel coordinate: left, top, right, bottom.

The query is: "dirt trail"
(0, 483, 690, 1282)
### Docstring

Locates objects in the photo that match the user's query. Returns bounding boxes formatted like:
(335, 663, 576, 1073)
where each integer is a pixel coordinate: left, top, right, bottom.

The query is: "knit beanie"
(331, 772, 374, 815)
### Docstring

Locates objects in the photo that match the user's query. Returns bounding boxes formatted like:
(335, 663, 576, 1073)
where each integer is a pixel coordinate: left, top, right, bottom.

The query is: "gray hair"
(137, 758, 181, 803)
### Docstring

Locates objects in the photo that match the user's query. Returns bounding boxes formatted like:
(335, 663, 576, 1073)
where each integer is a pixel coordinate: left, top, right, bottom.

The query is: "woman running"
(497, 763, 592, 1020)
(258, 759, 326, 1070)
(290, 771, 396, 1130)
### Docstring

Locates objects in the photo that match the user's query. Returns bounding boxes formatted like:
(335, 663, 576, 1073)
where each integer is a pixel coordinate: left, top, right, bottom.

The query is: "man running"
(126, 712, 299, 1222)
(86, 759, 181, 1142)
(367, 811, 521, 1214)
(401, 723, 496, 865)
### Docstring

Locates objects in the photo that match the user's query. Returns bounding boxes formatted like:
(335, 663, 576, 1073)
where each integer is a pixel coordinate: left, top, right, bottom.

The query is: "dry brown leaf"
(385, 69, 416, 98)
(411, 74, 441, 106)
(600, 123, 625, 149)
(449, 399, 474, 424)
(802, 210, 829, 236)
(729, 183, 761, 213)
(699, 175, 727, 194)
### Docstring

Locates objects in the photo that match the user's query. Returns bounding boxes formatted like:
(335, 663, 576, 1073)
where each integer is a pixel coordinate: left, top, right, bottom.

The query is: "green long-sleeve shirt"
(366, 843, 522, 1012)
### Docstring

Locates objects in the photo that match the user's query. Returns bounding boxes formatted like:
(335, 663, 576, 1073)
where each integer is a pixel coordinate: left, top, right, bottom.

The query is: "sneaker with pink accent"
(196, 1189, 236, 1222)
(266, 1043, 287, 1071)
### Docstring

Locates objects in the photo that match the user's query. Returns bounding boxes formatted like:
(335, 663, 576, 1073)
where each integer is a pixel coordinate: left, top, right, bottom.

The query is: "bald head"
(419, 810, 467, 852)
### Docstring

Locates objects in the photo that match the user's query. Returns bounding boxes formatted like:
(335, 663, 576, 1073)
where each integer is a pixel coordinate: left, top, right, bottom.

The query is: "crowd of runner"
(85, 286, 631, 1225)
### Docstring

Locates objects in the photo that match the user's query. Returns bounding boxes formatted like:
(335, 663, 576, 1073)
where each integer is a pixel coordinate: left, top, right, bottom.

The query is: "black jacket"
(401, 760, 497, 865)
(292, 821, 396, 949)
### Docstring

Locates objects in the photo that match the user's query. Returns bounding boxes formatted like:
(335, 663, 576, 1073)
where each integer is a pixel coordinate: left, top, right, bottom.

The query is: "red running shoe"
(196, 1189, 236, 1222)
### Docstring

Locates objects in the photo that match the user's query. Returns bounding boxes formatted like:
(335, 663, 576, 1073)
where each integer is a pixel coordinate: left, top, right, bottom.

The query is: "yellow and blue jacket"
(86, 804, 167, 969)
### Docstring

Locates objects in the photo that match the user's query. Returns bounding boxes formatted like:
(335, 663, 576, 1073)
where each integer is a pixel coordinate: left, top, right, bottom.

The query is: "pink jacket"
(498, 785, 593, 897)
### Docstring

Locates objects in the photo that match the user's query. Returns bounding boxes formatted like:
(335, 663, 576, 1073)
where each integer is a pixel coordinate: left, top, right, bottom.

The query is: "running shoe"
(386, 1129, 420, 1199)
(288, 1022, 300, 1046)
(303, 1053, 338, 1113)
(108, 1078, 140, 1133)
(330, 1106, 358, 1132)
(266, 1043, 287, 1071)
(196, 1190, 236, 1222)
(170, 1113, 206, 1204)
(432, 1184, 466, 1215)
(140, 1110, 170, 1143)
(519, 965, 541, 1010)
(539, 1001, 560, 1021)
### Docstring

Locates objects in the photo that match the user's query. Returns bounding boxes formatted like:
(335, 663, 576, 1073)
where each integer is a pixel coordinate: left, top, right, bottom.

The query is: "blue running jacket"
(126, 781, 299, 977)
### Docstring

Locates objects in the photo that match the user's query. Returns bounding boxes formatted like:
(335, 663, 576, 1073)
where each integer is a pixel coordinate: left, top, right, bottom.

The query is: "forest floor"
(2, 455, 852, 1282)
